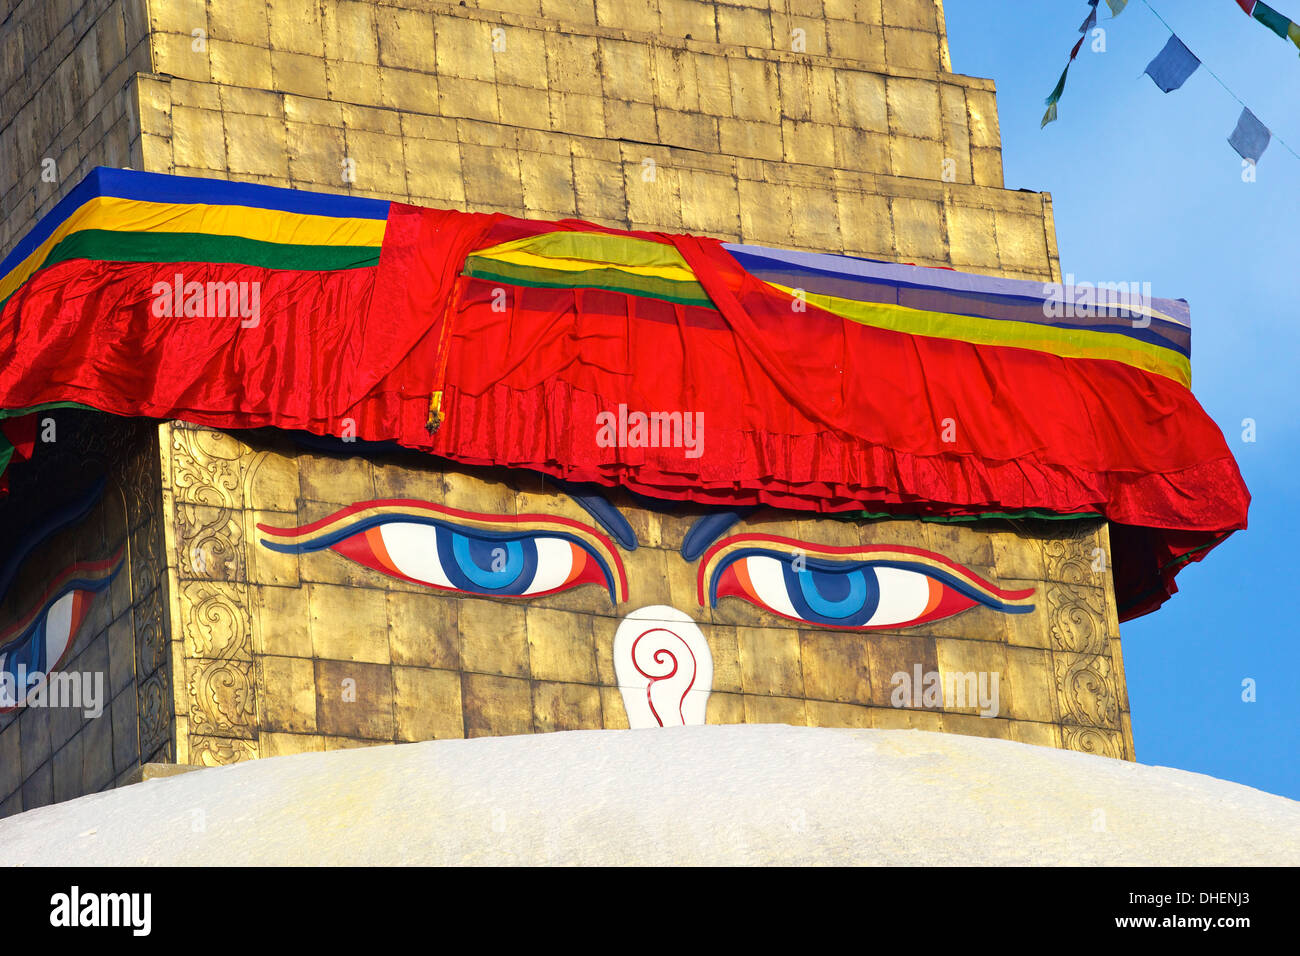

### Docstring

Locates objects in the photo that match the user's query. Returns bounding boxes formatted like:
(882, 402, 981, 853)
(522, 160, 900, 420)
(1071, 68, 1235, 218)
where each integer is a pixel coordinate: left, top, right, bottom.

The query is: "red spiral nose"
(614, 606, 714, 728)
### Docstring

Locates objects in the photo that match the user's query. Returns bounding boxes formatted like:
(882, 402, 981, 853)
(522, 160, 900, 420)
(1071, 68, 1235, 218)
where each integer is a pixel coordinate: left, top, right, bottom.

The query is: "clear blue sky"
(944, 0, 1299, 798)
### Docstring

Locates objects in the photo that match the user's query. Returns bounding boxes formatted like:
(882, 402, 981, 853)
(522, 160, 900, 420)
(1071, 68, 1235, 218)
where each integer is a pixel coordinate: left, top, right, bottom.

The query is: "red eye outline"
(0, 550, 122, 714)
(697, 534, 1035, 629)
(257, 499, 629, 603)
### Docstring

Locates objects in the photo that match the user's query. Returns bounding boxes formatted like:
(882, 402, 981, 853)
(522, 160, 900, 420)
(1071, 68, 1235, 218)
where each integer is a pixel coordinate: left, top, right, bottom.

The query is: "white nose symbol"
(613, 606, 713, 728)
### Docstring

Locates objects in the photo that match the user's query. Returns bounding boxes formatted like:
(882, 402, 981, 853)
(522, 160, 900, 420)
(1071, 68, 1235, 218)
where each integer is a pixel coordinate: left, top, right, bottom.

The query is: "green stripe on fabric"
(1045, 64, 1070, 105)
(1254, 1, 1292, 36)
(1160, 531, 1231, 573)
(0, 402, 90, 421)
(481, 231, 691, 271)
(42, 230, 382, 273)
(0, 438, 12, 481)
(463, 258, 717, 309)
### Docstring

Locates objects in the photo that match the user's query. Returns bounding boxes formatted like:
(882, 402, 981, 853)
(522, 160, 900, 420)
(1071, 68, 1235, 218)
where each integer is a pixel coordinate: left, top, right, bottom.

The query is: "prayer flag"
(1228, 107, 1271, 161)
(1252, 0, 1293, 36)
(1144, 35, 1200, 92)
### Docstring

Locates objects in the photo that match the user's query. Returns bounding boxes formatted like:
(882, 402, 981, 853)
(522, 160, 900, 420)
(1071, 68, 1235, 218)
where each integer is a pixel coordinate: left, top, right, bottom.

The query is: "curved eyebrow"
(565, 492, 759, 559)
(564, 491, 638, 552)
(0, 551, 123, 649)
(563, 488, 758, 558)
(681, 509, 757, 561)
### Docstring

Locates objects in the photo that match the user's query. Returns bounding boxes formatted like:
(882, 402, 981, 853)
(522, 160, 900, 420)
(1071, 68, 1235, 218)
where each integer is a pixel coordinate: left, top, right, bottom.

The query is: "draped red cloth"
(0, 202, 1250, 619)
(381, 205, 1250, 619)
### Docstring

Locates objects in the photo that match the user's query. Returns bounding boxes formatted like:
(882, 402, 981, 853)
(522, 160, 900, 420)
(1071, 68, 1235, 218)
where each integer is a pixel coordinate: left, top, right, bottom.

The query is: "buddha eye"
(258, 501, 628, 603)
(0, 558, 120, 712)
(334, 522, 611, 598)
(699, 537, 1034, 630)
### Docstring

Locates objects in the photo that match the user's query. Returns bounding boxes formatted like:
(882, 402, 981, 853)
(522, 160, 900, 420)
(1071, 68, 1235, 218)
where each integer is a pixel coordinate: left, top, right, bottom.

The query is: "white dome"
(3, 725, 1297, 865)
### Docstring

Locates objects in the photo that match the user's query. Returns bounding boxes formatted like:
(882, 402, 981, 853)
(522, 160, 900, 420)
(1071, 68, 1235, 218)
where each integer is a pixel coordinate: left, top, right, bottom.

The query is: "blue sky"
(944, 0, 1299, 798)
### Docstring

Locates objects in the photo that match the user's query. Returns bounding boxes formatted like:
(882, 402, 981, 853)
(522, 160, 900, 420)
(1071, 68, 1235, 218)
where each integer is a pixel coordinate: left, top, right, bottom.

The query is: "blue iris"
(1, 573, 116, 693)
(782, 560, 880, 623)
(1, 621, 45, 681)
(709, 548, 1033, 625)
(438, 529, 539, 594)
(795, 567, 869, 618)
(451, 535, 526, 589)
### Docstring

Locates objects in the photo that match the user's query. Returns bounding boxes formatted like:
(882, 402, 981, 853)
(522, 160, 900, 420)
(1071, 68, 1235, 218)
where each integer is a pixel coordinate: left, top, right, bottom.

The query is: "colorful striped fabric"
(0, 167, 388, 310)
(725, 243, 1191, 386)
(1235, 0, 1300, 50)
(0, 170, 1193, 390)
(461, 228, 1192, 386)
(0, 168, 1249, 620)
(464, 231, 714, 308)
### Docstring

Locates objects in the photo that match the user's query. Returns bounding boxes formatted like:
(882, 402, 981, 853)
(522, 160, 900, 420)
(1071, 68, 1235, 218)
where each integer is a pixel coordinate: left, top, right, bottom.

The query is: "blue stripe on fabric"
(740, 265, 1191, 357)
(722, 243, 1192, 329)
(1, 167, 389, 278)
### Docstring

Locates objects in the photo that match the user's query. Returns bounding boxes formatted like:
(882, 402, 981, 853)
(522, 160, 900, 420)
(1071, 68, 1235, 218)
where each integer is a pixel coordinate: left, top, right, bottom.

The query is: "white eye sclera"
(741, 555, 937, 627)
(376, 522, 577, 595)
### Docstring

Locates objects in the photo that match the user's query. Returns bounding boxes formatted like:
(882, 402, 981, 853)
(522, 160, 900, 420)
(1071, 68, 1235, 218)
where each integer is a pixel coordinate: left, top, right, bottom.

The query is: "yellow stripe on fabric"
(0, 196, 386, 301)
(768, 282, 1192, 387)
(473, 231, 696, 279)
(478, 247, 699, 283)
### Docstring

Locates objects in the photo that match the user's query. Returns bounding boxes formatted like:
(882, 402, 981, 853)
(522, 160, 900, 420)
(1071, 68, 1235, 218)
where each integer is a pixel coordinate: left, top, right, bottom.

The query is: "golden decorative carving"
(1061, 725, 1124, 759)
(134, 594, 168, 677)
(180, 581, 252, 660)
(1046, 585, 1108, 656)
(1053, 653, 1120, 730)
(165, 423, 262, 759)
(187, 658, 258, 739)
(129, 526, 160, 605)
(138, 669, 172, 760)
(106, 420, 176, 766)
(175, 505, 245, 581)
(117, 422, 163, 530)
(170, 425, 247, 509)
(1042, 532, 1100, 585)
(189, 736, 258, 766)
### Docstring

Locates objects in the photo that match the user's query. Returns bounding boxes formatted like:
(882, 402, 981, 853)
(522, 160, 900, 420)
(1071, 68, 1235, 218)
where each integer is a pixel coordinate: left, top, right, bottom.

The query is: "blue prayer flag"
(1144, 35, 1200, 92)
(1228, 108, 1271, 162)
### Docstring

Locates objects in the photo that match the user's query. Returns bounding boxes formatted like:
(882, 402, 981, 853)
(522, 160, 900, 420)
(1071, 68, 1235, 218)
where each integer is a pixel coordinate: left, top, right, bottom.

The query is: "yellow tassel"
(426, 390, 444, 434)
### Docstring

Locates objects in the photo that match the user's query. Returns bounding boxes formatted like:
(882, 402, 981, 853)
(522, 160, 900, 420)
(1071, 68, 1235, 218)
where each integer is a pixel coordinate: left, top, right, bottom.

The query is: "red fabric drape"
(0, 203, 1249, 618)
(396, 206, 1248, 618)
(0, 259, 377, 430)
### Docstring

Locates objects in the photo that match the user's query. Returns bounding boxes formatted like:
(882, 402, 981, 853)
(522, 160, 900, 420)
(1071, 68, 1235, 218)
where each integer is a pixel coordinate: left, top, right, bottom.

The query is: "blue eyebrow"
(557, 486, 638, 552)
(681, 509, 756, 562)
